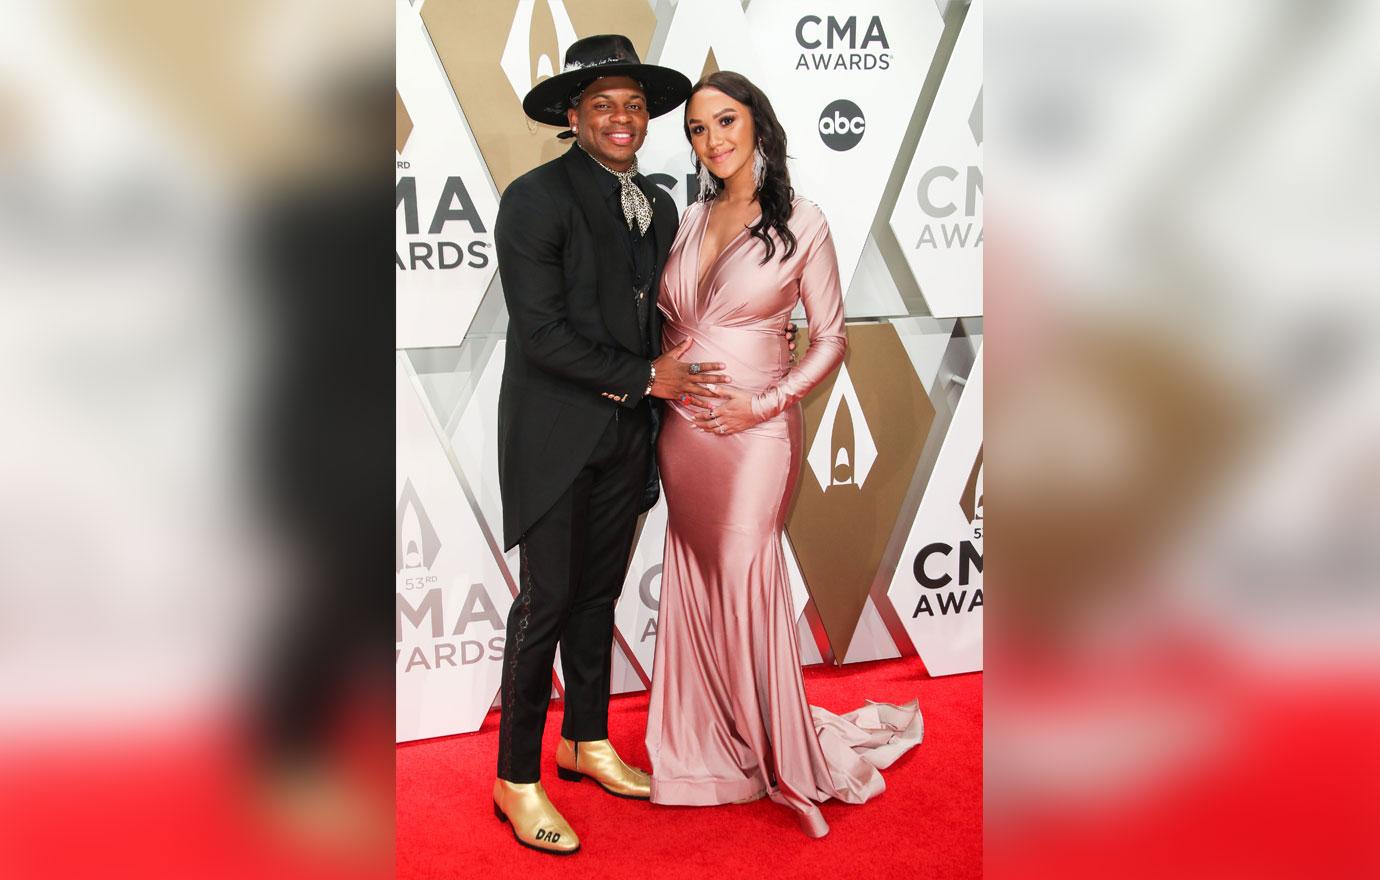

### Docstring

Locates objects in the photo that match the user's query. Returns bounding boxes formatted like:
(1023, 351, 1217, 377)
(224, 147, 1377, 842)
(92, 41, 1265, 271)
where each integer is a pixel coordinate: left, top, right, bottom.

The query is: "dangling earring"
(696, 161, 718, 201)
(752, 143, 767, 192)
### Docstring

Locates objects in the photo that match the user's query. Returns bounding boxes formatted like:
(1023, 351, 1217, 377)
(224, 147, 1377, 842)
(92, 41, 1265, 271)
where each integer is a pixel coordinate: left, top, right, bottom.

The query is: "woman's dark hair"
(684, 71, 797, 264)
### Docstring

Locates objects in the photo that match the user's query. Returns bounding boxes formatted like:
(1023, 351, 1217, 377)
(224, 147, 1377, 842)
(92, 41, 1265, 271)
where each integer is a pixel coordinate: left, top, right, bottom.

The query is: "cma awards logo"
(396, 479, 505, 672)
(818, 100, 866, 152)
(805, 362, 877, 491)
(914, 88, 983, 250)
(396, 478, 441, 573)
(394, 87, 491, 272)
(911, 447, 983, 618)
(794, 15, 892, 71)
(499, 0, 578, 104)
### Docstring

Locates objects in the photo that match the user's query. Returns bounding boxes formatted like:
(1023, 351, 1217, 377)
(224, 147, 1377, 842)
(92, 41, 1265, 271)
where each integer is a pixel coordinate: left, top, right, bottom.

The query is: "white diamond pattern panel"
(396, 0, 500, 347)
(614, 496, 668, 685)
(745, 0, 945, 295)
(397, 355, 515, 740)
(843, 596, 904, 663)
(637, 0, 763, 209)
(453, 340, 521, 587)
(889, 0, 982, 317)
(886, 345, 983, 676)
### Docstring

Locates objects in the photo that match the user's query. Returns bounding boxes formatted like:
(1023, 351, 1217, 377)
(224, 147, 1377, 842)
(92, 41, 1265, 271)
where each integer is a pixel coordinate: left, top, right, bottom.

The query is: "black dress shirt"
(573, 145, 657, 352)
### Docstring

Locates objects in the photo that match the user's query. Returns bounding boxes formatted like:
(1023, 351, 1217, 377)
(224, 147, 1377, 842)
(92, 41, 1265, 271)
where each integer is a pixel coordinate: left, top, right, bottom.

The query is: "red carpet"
(396, 658, 981, 879)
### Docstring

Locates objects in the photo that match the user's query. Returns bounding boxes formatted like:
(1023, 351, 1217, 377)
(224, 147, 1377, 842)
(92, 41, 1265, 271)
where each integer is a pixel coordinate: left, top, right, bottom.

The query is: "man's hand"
(651, 339, 731, 407)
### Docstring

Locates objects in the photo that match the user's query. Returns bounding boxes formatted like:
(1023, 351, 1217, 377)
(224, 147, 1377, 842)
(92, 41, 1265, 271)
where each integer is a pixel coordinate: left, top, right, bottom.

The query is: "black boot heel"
(556, 766, 584, 783)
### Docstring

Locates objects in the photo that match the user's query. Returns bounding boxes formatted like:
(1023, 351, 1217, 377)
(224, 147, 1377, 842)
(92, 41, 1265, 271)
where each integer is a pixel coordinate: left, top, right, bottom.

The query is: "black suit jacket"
(494, 146, 677, 551)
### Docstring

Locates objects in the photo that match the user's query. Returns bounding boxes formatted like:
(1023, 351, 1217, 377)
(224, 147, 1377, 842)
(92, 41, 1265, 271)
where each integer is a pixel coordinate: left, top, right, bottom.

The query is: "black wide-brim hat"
(522, 34, 691, 132)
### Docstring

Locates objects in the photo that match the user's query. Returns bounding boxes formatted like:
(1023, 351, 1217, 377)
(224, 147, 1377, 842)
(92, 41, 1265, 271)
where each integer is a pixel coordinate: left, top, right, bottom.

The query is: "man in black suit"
(489, 35, 728, 855)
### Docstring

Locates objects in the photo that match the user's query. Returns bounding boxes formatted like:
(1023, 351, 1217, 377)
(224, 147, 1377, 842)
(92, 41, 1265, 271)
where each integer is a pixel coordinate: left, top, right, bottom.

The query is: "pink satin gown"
(645, 199, 922, 838)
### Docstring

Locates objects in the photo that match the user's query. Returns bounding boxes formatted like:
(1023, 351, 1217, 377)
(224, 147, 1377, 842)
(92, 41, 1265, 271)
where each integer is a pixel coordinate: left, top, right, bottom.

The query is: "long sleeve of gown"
(750, 213, 848, 423)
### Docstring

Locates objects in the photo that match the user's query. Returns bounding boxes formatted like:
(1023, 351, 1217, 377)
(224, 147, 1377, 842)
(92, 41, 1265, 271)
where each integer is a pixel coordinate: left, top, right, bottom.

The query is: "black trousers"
(497, 403, 651, 782)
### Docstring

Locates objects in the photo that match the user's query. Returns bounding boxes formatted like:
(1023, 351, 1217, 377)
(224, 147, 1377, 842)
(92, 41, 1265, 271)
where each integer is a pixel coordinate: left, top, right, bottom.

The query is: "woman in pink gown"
(645, 72, 922, 838)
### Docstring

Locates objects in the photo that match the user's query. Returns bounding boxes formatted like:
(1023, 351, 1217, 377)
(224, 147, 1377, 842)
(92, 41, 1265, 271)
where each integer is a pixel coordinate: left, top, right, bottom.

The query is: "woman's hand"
(691, 386, 758, 436)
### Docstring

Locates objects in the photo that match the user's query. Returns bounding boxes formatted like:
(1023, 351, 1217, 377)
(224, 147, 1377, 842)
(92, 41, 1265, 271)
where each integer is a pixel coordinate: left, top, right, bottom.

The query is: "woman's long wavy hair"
(684, 71, 797, 264)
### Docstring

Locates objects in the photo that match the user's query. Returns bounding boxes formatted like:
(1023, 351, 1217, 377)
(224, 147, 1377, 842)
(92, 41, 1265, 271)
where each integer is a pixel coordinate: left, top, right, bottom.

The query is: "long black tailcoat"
(494, 146, 676, 551)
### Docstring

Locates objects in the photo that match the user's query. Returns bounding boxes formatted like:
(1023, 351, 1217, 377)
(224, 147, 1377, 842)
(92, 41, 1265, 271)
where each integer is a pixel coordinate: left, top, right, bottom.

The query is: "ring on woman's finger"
(679, 393, 691, 405)
(717, 425, 727, 434)
(689, 362, 702, 375)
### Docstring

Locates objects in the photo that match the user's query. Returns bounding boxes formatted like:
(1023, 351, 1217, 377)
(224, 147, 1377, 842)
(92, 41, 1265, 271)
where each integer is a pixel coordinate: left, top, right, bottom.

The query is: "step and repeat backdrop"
(396, 0, 982, 741)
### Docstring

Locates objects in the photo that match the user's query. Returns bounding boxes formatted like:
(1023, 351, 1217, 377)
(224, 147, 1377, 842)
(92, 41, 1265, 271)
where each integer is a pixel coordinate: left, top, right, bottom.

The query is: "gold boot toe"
(492, 779, 580, 855)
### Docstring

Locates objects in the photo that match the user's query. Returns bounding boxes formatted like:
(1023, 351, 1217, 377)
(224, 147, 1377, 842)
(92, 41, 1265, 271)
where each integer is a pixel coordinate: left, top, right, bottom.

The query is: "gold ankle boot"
(492, 779, 580, 855)
(554, 738, 652, 800)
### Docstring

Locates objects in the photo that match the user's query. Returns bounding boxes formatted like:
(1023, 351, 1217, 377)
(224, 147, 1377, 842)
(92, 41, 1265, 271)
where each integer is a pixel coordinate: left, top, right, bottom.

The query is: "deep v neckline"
(694, 200, 761, 293)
